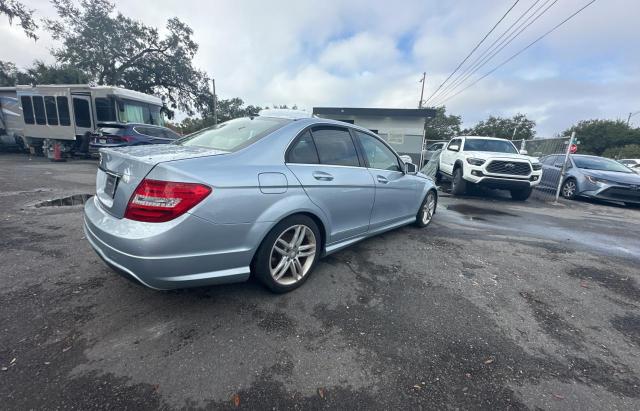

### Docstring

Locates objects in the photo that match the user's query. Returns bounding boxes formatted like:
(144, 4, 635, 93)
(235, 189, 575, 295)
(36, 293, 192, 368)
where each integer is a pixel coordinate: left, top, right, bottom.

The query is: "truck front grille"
(486, 160, 531, 176)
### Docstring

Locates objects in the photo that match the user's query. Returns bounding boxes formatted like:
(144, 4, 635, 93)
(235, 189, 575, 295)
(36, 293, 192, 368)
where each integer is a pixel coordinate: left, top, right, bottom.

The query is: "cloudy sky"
(2, 0, 639, 136)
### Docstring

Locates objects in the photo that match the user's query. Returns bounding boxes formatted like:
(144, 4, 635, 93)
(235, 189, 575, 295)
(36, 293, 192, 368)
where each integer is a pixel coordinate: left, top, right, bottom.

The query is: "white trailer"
(0, 84, 163, 158)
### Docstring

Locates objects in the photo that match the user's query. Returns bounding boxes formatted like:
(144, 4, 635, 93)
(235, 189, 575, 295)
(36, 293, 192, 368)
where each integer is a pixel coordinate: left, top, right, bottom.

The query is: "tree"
(1, 0, 38, 39)
(178, 97, 262, 134)
(45, 0, 212, 118)
(463, 113, 536, 140)
(602, 144, 640, 160)
(561, 119, 640, 156)
(0, 60, 88, 86)
(424, 106, 461, 141)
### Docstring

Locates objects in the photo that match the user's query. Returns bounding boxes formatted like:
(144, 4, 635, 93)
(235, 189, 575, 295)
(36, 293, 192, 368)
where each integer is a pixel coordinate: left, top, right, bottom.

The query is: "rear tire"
(415, 191, 437, 227)
(253, 215, 321, 293)
(561, 178, 578, 200)
(451, 167, 467, 195)
(510, 187, 532, 201)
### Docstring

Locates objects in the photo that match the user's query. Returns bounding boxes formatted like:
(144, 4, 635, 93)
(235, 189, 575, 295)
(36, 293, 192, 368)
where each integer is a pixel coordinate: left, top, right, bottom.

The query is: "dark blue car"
(89, 123, 181, 153)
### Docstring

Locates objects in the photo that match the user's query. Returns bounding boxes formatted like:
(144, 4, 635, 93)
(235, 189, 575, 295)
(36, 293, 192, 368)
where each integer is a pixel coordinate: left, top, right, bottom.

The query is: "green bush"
(602, 144, 640, 159)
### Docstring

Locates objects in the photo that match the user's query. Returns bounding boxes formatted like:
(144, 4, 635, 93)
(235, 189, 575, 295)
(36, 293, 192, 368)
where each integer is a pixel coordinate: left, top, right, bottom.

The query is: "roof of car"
(459, 136, 513, 141)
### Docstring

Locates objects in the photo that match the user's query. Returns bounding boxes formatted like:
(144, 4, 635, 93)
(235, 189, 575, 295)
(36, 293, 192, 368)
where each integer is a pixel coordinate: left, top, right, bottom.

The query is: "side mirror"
(519, 149, 528, 155)
(404, 162, 418, 174)
(448, 145, 460, 152)
(399, 155, 413, 164)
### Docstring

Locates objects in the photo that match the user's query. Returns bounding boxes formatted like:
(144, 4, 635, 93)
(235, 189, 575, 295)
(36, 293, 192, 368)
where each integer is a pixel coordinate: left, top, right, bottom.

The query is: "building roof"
(313, 107, 436, 118)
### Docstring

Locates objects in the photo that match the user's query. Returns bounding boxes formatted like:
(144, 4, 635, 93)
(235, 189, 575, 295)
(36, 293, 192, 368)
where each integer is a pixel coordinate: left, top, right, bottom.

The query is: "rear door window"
(32, 96, 46, 125)
(287, 130, 319, 164)
(20, 96, 34, 124)
(311, 126, 360, 167)
(44, 96, 59, 125)
(56, 97, 71, 126)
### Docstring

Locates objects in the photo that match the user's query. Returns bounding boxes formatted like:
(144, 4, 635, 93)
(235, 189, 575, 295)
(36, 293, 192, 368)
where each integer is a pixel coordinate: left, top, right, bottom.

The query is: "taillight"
(121, 135, 135, 143)
(124, 179, 212, 223)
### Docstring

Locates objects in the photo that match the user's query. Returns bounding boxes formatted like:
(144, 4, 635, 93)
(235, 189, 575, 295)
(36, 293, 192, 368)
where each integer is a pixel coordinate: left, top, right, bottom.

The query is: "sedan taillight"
(124, 179, 212, 223)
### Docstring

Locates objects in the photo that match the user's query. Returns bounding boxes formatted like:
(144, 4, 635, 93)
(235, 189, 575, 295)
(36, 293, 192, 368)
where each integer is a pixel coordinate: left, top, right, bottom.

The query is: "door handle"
(313, 171, 334, 181)
(377, 175, 389, 184)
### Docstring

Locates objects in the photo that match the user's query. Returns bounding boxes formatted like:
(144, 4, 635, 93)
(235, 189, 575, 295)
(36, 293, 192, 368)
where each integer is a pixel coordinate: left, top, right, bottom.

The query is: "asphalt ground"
(1, 152, 639, 410)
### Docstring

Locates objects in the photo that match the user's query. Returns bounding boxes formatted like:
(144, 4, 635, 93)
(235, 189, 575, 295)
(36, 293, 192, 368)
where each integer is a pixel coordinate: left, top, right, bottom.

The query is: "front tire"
(510, 187, 532, 201)
(451, 167, 467, 195)
(415, 191, 437, 227)
(561, 178, 578, 200)
(253, 215, 321, 293)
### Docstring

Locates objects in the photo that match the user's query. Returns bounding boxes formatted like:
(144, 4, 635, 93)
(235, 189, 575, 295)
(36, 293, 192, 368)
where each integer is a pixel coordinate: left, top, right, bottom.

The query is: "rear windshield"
(176, 117, 288, 152)
(573, 156, 633, 173)
(464, 138, 518, 154)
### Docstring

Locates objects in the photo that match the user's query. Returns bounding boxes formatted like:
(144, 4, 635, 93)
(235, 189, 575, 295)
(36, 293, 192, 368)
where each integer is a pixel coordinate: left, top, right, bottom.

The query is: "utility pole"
(418, 72, 426, 109)
(212, 78, 218, 125)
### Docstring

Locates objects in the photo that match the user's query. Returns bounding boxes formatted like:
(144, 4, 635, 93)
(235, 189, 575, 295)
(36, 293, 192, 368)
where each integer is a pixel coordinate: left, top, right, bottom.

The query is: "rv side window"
(21, 96, 35, 125)
(73, 98, 92, 128)
(57, 97, 70, 126)
(44, 97, 59, 126)
(32, 96, 46, 125)
(95, 98, 116, 122)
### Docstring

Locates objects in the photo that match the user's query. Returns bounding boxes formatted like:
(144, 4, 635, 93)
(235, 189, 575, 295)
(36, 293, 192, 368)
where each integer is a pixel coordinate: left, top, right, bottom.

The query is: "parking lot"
(1, 153, 639, 410)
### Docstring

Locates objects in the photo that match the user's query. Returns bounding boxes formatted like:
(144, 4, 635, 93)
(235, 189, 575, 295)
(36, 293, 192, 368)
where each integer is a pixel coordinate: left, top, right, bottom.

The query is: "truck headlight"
(466, 158, 486, 166)
(532, 163, 542, 171)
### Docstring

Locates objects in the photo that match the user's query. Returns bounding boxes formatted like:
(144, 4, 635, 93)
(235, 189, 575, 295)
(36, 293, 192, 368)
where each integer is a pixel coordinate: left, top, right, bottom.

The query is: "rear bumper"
(83, 196, 268, 289)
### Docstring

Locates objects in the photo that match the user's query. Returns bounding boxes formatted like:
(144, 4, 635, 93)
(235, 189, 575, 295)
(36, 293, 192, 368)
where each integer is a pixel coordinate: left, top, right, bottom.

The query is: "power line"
(431, 0, 551, 105)
(433, 0, 560, 106)
(423, 0, 521, 105)
(436, 0, 598, 106)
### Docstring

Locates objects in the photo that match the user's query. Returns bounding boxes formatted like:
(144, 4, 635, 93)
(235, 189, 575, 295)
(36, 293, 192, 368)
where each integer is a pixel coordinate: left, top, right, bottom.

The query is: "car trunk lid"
(96, 144, 227, 218)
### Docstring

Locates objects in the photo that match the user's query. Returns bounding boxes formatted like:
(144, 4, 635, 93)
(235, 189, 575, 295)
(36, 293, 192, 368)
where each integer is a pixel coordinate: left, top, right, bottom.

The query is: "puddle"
(34, 194, 93, 208)
(446, 204, 517, 217)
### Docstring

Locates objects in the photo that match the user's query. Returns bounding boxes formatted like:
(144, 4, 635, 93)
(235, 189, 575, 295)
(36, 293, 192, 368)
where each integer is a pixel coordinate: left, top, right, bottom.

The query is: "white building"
(313, 107, 436, 164)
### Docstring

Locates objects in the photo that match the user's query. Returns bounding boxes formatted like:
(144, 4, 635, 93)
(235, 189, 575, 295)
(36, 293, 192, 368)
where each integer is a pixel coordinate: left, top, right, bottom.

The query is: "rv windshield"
(117, 99, 164, 126)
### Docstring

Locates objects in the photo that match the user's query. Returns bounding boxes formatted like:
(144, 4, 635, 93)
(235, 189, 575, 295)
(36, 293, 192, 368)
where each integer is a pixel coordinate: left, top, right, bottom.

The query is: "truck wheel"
(510, 187, 532, 201)
(451, 167, 466, 195)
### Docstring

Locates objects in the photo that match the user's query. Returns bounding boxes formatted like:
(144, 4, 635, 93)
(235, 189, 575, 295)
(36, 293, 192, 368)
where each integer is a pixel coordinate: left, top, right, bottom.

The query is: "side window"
(447, 138, 461, 151)
(44, 96, 59, 126)
(57, 97, 71, 126)
(20, 96, 34, 125)
(355, 131, 401, 172)
(287, 130, 319, 164)
(311, 127, 360, 167)
(95, 97, 116, 122)
(73, 98, 92, 128)
(32, 96, 46, 125)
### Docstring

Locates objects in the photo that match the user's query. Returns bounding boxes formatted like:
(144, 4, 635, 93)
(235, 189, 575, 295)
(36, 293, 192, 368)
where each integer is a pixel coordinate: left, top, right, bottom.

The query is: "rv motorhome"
(0, 84, 164, 158)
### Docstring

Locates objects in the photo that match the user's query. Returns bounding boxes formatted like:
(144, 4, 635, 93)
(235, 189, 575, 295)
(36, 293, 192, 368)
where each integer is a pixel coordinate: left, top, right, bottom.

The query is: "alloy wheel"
(269, 225, 317, 285)
(422, 193, 436, 225)
(562, 180, 576, 198)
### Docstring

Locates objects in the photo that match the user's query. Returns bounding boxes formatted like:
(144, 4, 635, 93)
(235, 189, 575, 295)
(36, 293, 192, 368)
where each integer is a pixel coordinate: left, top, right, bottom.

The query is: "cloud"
(1, 0, 638, 134)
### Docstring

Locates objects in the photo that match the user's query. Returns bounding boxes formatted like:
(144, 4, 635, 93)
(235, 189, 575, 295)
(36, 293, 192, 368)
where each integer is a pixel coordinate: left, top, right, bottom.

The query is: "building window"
(73, 98, 92, 128)
(57, 97, 71, 126)
(32, 96, 46, 125)
(95, 97, 116, 122)
(44, 96, 59, 126)
(20, 96, 34, 125)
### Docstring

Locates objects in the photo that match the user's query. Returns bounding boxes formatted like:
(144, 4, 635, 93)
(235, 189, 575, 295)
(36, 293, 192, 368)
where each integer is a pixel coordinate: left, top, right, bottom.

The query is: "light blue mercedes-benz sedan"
(83, 112, 438, 292)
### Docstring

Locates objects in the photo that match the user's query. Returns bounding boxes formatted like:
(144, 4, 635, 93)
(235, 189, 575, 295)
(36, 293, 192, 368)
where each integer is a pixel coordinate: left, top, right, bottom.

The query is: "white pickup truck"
(437, 136, 542, 200)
